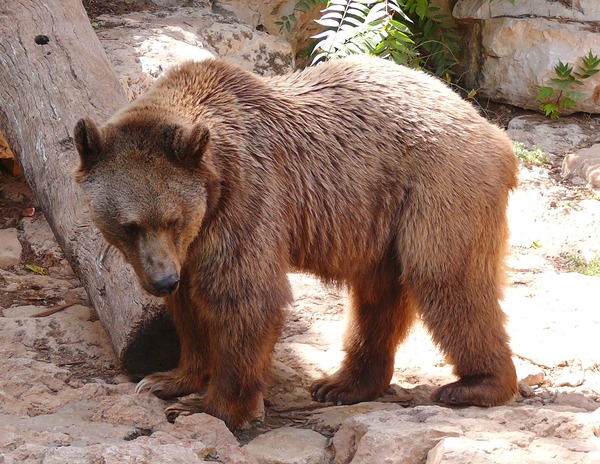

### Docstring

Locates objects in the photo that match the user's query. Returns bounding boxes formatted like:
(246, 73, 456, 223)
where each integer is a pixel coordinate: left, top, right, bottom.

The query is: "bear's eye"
(123, 223, 140, 236)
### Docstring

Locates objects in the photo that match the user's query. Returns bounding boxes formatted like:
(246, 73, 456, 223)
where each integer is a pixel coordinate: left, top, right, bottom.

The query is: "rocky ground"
(1, 2, 600, 463)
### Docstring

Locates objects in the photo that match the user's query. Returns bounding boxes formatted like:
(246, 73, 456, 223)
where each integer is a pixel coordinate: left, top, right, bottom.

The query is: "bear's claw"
(134, 370, 199, 399)
(135, 378, 152, 394)
(310, 375, 383, 405)
(165, 395, 205, 423)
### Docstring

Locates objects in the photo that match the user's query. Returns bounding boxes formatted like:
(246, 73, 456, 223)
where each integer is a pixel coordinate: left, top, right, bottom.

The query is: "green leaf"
(321, 11, 344, 21)
(554, 60, 573, 78)
(26, 264, 48, 275)
(315, 18, 342, 27)
(536, 86, 555, 101)
(541, 103, 560, 119)
(560, 96, 577, 110)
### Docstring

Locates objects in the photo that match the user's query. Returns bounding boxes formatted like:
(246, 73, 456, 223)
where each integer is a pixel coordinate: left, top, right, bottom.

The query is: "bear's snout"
(149, 273, 180, 296)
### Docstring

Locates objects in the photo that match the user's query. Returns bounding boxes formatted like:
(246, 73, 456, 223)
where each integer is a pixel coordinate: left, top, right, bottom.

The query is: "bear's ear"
(164, 123, 210, 168)
(74, 117, 103, 178)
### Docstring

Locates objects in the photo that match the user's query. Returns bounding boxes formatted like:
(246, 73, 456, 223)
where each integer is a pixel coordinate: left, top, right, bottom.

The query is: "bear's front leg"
(165, 280, 288, 430)
(136, 281, 212, 399)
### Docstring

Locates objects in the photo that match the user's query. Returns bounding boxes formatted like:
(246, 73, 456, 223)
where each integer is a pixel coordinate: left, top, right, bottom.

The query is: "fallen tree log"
(0, 0, 179, 379)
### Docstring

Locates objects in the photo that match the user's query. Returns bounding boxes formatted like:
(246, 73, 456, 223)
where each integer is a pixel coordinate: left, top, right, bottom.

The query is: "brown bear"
(74, 56, 519, 430)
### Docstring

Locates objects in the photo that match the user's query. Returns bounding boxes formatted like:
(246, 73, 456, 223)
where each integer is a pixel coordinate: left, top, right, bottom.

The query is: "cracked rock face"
(454, 0, 600, 114)
(95, 4, 294, 100)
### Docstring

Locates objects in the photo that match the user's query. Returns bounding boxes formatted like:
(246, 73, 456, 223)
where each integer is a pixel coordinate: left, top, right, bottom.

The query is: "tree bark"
(0, 0, 179, 379)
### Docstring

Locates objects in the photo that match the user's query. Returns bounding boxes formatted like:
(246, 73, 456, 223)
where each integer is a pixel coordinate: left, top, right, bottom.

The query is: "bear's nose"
(153, 273, 180, 296)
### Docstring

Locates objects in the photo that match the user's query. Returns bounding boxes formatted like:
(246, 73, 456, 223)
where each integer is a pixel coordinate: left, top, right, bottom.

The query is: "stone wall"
(454, 0, 600, 114)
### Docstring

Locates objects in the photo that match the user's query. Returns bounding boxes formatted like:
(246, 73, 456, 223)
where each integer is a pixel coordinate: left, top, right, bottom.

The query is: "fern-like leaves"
(311, 0, 414, 65)
(536, 50, 600, 119)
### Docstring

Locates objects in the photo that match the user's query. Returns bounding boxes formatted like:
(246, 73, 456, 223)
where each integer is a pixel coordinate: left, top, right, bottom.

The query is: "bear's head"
(73, 116, 212, 297)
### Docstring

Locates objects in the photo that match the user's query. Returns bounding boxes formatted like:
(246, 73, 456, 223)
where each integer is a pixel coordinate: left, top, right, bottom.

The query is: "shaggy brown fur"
(74, 56, 519, 430)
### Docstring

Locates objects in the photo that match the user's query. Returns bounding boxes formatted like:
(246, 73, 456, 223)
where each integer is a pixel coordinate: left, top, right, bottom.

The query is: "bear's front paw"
(165, 393, 263, 431)
(431, 374, 518, 407)
(311, 373, 385, 406)
(165, 394, 206, 423)
(135, 369, 200, 399)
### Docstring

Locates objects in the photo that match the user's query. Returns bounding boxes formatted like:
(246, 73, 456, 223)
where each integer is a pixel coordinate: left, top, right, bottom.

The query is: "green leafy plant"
(568, 253, 600, 277)
(307, 0, 460, 78)
(279, 0, 512, 79)
(404, 0, 461, 79)
(536, 50, 600, 119)
(513, 142, 549, 166)
(275, 0, 326, 34)
(311, 1, 415, 64)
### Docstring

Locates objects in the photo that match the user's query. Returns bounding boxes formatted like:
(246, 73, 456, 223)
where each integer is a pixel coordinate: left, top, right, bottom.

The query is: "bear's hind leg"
(415, 278, 518, 407)
(136, 276, 212, 399)
(311, 265, 417, 405)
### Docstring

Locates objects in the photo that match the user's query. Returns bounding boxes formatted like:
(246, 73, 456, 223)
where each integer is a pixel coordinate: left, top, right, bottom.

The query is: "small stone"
(562, 144, 600, 188)
(427, 437, 505, 464)
(21, 207, 35, 217)
(0, 228, 22, 268)
(244, 427, 327, 464)
(515, 358, 545, 386)
(518, 381, 534, 398)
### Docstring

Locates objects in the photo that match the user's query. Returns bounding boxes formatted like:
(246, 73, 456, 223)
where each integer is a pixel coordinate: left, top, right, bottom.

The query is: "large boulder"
(94, 5, 294, 100)
(454, 0, 600, 114)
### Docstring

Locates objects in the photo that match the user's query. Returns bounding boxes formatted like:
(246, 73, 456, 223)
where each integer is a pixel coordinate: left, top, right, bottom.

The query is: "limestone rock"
(244, 427, 327, 464)
(330, 407, 462, 464)
(563, 144, 600, 188)
(514, 357, 545, 387)
(96, 6, 293, 100)
(454, 0, 600, 22)
(214, 0, 297, 36)
(327, 405, 599, 464)
(477, 17, 600, 114)
(147, 0, 183, 6)
(454, 0, 600, 114)
(214, 0, 322, 66)
(507, 115, 591, 156)
(427, 437, 515, 464)
(91, 393, 167, 429)
(518, 381, 534, 398)
(166, 413, 239, 447)
(554, 393, 599, 412)
(0, 228, 22, 268)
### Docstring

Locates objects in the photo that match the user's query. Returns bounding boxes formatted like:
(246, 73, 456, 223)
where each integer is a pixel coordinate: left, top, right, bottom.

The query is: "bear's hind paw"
(431, 374, 518, 407)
